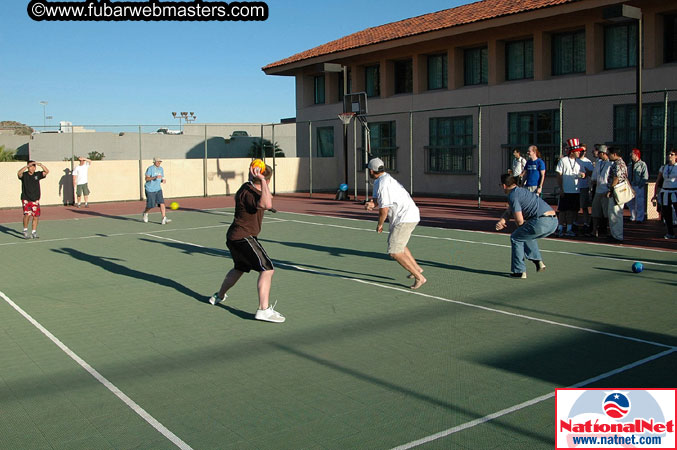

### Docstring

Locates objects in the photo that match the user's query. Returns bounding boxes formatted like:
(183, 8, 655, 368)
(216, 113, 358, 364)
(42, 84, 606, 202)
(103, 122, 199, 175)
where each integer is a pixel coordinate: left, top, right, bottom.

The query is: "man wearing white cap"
(142, 157, 171, 224)
(364, 158, 426, 289)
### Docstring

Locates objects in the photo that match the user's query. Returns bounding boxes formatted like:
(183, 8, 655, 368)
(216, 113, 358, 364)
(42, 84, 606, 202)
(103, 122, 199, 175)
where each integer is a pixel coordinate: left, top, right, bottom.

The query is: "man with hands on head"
(17, 160, 49, 239)
(364, 158, 426, 290)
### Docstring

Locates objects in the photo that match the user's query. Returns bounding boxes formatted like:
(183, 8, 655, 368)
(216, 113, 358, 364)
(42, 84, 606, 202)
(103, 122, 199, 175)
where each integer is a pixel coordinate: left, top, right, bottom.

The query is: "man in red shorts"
(17, 160, 49, 239)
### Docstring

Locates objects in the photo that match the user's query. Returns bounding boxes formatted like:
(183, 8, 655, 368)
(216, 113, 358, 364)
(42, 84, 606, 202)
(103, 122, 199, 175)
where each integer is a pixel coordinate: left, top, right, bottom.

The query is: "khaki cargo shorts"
(387, 221, 418, 254)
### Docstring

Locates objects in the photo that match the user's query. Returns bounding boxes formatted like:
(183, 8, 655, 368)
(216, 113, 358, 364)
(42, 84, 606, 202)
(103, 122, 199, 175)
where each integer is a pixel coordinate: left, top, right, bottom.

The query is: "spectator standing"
(606, 148, 629, 243)
(555, 138, 585, 237)
(652, 150, 677, 239)
(522, 145, 546, 196)
(509, 149, 527, 186)
(72, 156, 92, 208)
(577, 145, 595, 234)
(627, 149, 649, 223)
(590, 146, 612, 238)
(143, 157, 171, 224)
(17, 161, 49, 239)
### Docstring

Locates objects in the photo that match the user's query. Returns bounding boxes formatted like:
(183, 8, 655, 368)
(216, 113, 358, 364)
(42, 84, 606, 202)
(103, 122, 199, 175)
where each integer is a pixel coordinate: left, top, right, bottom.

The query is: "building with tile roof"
(264, 0, 677, 198)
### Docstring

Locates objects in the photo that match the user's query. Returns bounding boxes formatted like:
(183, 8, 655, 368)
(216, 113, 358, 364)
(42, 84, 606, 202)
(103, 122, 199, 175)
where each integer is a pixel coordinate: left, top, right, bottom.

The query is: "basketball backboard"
(343, 92, 367, 116)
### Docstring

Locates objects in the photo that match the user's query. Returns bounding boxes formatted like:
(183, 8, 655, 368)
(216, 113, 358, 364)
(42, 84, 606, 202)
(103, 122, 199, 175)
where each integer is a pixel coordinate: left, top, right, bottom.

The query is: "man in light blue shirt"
(496, 174, 558, 278)
(143, 157, 171, 224)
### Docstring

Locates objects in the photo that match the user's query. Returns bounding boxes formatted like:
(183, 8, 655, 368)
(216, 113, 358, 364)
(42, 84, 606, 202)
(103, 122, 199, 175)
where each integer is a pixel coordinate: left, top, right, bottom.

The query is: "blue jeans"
(511, 216, 558, 273)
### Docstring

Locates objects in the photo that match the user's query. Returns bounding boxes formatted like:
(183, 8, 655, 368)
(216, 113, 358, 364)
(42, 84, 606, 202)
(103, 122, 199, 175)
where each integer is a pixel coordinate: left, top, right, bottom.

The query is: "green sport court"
(0, 203, 675, 449)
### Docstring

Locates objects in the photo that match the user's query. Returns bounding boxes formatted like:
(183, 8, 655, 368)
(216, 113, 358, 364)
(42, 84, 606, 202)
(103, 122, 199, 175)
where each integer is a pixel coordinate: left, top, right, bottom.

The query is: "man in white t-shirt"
(555, 138, 585, 237)
(364, 158, 426, 289)
(72, 156, 92, 207)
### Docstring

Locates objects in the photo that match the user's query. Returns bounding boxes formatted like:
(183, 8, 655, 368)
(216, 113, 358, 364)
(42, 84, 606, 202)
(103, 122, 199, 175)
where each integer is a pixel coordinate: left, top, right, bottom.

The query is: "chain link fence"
(1, 89, 675, 203)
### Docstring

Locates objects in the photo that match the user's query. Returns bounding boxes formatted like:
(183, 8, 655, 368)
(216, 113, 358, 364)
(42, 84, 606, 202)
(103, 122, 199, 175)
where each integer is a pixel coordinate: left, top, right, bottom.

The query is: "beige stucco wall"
(1, 157, 341, 209)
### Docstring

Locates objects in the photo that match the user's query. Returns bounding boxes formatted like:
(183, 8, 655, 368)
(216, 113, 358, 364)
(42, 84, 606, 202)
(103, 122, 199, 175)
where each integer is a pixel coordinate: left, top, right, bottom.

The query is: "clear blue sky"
(2, 0, 472, 128)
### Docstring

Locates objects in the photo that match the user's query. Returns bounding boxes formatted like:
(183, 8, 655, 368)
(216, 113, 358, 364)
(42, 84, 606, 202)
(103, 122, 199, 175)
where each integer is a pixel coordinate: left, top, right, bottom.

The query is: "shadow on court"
(51, 247, 205, 302)
(260, 239, 506, 278)
(0, 224, 24, 239)
(139, 237, 398, 282)
(69, 208, 141, 222)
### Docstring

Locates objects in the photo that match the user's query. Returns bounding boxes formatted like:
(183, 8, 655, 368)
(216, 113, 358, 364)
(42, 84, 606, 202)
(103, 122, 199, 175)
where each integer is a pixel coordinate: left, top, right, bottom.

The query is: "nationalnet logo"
(556, 388, 676, 449)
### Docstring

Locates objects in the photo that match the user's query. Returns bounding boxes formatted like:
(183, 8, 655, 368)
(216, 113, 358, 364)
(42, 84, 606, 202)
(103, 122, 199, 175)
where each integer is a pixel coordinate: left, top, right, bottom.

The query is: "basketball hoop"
(338, 112, 355, 126)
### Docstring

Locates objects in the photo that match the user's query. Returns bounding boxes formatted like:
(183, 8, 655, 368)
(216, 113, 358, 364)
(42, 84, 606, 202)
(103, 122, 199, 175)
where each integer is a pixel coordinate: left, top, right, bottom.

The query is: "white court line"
(0, 291, 193, 450)
(391, 347, 676, 450)
(142, 234, 674, 350)
(282, 218, 677, 268)
(276, 210, 677, 254)
(140, 234, 677, 449)
(0, 217, 286, 248)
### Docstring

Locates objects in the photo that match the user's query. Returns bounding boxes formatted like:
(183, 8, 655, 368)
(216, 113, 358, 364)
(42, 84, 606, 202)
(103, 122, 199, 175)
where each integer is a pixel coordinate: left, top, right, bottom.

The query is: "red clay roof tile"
(263, 0, 577, 71)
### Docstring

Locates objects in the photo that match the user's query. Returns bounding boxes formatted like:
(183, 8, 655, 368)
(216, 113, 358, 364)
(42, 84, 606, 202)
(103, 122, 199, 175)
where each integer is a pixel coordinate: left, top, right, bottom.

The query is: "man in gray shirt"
(496, 174, 558, 278)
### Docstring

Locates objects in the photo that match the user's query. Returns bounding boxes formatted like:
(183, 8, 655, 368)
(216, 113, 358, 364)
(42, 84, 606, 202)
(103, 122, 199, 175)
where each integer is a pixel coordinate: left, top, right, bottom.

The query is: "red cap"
(632, 148, 641, 158)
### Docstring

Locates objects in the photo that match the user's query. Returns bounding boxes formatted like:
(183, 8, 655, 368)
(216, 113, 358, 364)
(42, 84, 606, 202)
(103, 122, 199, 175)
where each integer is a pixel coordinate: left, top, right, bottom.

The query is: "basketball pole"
(342, 66, 349, 187)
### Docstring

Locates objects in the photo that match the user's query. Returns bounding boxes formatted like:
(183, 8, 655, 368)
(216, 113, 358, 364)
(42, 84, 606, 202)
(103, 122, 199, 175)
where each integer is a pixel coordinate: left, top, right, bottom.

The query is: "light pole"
(40, 101, 48, 129)
(604, 4, 642, 148)
(172, 111, 196, 131)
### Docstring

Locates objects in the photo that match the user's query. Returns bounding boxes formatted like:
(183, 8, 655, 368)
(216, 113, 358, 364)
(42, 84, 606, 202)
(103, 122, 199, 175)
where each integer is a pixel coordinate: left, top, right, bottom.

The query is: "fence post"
(353, 119, 357, 199)
(309, 121, 313, 197)
(409, 111, 414, 195)
(477, 105, 482, 209)
(663, 90, 669, 164)
(559, 99, 564, 158)
(204, 124, 208, 197)
(271, 124, 276, 196)
(138, 125, 143, 201)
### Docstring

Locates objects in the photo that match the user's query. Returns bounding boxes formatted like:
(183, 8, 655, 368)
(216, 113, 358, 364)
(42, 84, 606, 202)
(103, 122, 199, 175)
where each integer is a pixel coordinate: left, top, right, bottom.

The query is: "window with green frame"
(604, 22, 637, 69)
(427, 53, 447, 90)
(314, 75, 325, 104)
(552, 30, 586, 75)
(464, 47, 488, 86)
(394, 60, 413, 94)
(506, 110, 560, 174)
(665, 14, 677, 63)
(361, 121, 397, 170)
(612, 102, 677, 174)
(316, 126, 334, 157)
(506, 39, 533, 80)
(426, 116, 474, 173)
(365, 65, 380, 97)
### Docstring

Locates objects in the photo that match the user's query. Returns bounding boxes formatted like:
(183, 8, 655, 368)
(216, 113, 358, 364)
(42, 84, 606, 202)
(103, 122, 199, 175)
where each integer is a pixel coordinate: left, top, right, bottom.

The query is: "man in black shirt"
(17, 160, 49, 239)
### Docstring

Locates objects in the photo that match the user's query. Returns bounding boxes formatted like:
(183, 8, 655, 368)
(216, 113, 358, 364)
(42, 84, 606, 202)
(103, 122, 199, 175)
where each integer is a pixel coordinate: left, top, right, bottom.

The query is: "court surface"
(1, 205, 675, 449)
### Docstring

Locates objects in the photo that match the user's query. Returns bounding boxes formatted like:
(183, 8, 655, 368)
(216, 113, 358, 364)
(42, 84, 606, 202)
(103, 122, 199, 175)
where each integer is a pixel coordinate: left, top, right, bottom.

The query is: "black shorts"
(226, 236, 274, 273)
(558, 193, 581, 212)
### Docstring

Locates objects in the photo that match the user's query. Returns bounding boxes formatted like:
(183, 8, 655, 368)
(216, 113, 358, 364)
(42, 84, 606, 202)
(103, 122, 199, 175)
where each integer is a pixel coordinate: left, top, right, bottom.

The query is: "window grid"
(506, 39, 534, 80)
(506, 110, 560, 174)
(464, 47, 488, 86)
(552, 30, 586, 76)
(426, 116, 474, 174)
(427, 54, 448, 90)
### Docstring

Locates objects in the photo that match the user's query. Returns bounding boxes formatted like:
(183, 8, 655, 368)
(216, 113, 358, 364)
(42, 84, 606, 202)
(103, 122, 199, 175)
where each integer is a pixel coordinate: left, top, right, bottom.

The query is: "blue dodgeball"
(631, 262, 643, 273)
(339, 183, 348, 192)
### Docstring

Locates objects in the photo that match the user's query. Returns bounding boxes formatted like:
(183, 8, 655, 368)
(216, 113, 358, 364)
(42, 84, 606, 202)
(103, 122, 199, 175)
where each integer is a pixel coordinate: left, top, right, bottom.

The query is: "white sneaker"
(161, 216, 171, 225)
(255, 301, 286, 323)
(209, 292, 227, 305)
(142, 213, 149, 223)
(23, 229, 29, 239)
